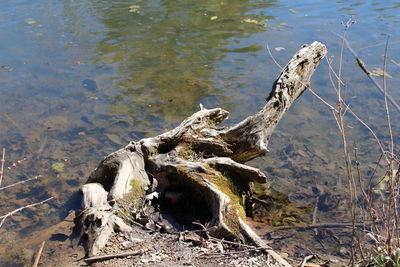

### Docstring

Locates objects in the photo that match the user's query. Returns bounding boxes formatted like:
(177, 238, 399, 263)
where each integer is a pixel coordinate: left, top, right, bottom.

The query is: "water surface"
(1, 0, 400, 264)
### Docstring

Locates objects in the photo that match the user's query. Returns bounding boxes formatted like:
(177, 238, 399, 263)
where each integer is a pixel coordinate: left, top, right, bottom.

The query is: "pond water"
(1, 0, 400, 265)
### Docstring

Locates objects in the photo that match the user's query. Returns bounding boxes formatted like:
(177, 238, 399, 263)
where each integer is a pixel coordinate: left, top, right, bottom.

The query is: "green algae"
(51, 162, 65, 174)
(175, 164, 245, 237)
(117, 178, 146, 213)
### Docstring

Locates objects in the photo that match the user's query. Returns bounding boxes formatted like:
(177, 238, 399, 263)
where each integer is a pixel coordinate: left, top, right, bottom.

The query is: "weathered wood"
(75, 42, 327, 266)
(221, 42, 327, 162)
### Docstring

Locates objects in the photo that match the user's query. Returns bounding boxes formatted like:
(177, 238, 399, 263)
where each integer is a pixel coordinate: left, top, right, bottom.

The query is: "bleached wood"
(76, 42, 327, 265)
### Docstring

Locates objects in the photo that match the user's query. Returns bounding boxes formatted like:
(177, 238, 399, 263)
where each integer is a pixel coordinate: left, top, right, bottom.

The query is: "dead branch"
(0, 197, 54, 228)
(196, 246, 270, 257)
(32, 241, 46, 267)
(0, 148, 5, 186)
(0, 176, 41, 191)
(269, 222, 366, 232)
(83, 249, 144, 263)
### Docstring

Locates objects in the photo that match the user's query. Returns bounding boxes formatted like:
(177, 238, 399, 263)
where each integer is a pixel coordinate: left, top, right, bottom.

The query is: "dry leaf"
(370, 68, 392, 78)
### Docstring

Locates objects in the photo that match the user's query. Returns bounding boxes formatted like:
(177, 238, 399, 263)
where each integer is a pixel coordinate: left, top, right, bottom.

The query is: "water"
(1, 0, 400, 264)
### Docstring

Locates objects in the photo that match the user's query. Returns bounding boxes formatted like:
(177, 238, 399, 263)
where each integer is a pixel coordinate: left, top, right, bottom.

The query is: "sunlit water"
(1, 0, 400, 264)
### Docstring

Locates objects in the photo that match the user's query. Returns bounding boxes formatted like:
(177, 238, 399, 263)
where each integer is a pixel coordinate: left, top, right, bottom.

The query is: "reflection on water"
(92, 0, 276, 119)
(0, 0, 399, 264)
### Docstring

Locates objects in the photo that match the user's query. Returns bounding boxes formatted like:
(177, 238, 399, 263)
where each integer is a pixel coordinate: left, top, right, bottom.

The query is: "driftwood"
(75, 42, 327, 266)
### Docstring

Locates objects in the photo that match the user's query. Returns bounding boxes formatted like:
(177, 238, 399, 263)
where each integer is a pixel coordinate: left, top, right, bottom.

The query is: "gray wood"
(75, 42, 327, 266)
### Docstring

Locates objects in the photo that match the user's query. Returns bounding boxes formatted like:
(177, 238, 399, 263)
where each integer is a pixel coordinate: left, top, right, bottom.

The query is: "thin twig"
(308, 88, 338, 112)
(209, 237, 257, 249)
(356, 41, 400, 52)
(300, 255, 314, 267)
(0, 148, 5, 187)
(0, 176, 41, 191)
(32, 241, 46, 267)
(83, 249, 144, 263)
(382, 36, 393, 156)
(345, 105, 387, 161)
(197, 246, 268, 257)
(326, 56, 345, 91)
(312, 194, 320, 236)
(353, 143, 367, 262)
(336, 20, 358, 265)
(0, 197, 54, 228)
(266, 44, 283, 69)
(269, 222, 366, 232)
(192, 221, 211, 239)
(333, 32, 400, 113)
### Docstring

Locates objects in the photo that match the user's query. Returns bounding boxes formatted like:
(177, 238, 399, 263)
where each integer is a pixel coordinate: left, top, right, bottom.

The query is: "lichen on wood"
(75, 42, 327, 266)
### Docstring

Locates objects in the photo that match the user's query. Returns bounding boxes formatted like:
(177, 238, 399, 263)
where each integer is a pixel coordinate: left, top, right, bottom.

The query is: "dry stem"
(0, 197, 54, 228)
(32, 241, 46, 267)
(0, 148, 5, 187)
(0, 176, 41, 191)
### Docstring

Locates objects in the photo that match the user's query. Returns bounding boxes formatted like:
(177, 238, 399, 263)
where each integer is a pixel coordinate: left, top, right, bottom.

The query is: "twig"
(266, 44, 283, 69)
(300, 255, 315, 267)
(197, 246, 269, 257)
(0, 176, 41, 191)
(382, 36, 393, 156)
(353, 143, 367, 262)
(312, 195, 319, 226)
(308, 88, 338, 112)
(346, 107, 387, 160)
(269, 222, 366, 232)
(312, 195, 320, 236)
(357, 41, 400, 52)
(209, 237, 257, 249)
(333, 32, 400, 113)
(192, 221, 211, 239)
(0, 197, 54, 228)
(0, 148, 5, 187)
(83, 249, 144, 263)
(32, 241, 46, 267)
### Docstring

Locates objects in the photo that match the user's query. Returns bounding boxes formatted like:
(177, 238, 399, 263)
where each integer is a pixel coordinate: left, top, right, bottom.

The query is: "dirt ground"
(38, 221, 283, 267)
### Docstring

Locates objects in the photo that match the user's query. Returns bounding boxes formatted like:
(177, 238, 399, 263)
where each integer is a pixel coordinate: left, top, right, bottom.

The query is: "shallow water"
(0, 0, 400, 264)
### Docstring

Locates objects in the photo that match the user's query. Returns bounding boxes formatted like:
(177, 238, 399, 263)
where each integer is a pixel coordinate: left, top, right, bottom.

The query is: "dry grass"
(319, 19, 400, 266)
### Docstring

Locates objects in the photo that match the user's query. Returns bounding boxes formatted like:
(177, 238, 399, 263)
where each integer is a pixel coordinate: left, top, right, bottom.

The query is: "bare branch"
(0, 148, 5, 187)
(0, 176, 41, 191)
(0, 197, 54, 228)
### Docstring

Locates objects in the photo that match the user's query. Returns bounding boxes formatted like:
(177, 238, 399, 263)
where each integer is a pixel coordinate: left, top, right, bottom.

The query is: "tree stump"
(75, 42, 327, 266)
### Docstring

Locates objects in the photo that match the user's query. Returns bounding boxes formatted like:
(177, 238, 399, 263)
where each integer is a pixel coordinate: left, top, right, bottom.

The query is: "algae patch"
(51, 162, 65, 174)
(117, 178, 146, 213)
